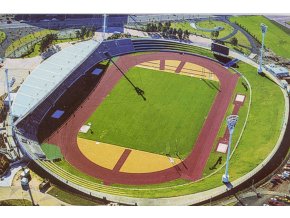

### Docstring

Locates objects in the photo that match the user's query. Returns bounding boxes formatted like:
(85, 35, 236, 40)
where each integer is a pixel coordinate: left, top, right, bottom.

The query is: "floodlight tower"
(102, 14, 107, 41)
(222, 115, 238, 183)
(5, 69, 14, 133)
(258, 23, 268, 74)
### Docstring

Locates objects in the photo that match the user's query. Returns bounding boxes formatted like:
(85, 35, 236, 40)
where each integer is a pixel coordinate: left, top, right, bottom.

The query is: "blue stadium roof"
(11, 40, 99, 119)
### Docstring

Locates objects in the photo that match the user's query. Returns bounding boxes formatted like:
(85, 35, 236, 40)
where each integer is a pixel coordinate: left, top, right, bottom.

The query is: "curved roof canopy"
(11, 40, 99, 119)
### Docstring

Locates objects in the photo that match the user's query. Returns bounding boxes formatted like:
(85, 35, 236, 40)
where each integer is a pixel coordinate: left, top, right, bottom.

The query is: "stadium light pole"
(258, 23, 268, 75)
(222, 115, 238, 183)
(102, 14, 107, 41)
(5, 69, 13, 118)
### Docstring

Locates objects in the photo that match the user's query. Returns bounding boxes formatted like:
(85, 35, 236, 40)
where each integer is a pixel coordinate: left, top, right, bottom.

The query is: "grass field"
(230, 15, 290, 59)
(0, 199, 32, 206)
(48, 186, 101, 205)
(225, 30, 252, 55)
(5, 29, 57, 57)
(79, 67, 218, 158)
(0, 31, 6, 44)
(22, 37, 83, 58)
(41, 143, 63, 160)
(171, 20, 234, 39)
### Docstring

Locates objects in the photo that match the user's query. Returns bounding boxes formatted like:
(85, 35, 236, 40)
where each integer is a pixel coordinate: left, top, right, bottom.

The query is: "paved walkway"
(0, 186, 69, 206)
(0, 163, 25, 187)
(0, 56, 42, 96)
(265, 15, 290, 29)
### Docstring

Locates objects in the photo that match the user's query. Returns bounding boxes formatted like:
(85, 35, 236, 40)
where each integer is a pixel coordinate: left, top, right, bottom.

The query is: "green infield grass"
(79, 67, 218, 158)
(230, 15, 290, 59)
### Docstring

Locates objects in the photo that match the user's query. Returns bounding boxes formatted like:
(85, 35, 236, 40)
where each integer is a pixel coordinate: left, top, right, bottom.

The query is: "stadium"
(1, 14, 290, 206)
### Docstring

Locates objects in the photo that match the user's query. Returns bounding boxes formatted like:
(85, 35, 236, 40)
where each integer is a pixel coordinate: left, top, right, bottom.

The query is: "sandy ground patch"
(120, 149, 181, 173)
(77, 138, 125, 170)
(164, 60, 181, 73)
(77, 138, 182, 173)
(180, 62, 218, 81)
(136, 60, 160, 70)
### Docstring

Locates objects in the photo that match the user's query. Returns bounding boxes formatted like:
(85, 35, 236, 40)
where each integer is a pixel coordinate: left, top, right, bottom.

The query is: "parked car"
(270, 179, 278, 185)
(282, 171, 289, 178)
(268, 200, 284, 206)
(277, 174, 287, 180)
(272, 176, 282, 183)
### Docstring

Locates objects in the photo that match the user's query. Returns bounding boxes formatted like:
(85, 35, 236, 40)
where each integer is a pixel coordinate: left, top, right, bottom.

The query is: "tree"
(76, 30, 81, 39)
(173, 28, 177, 36)
(177, 28, 183, 40)
(230, 37, 238, 46)
(80, 26, 87, 39)
(211, 31, 219, 38)
(157, 22, 163, 32)
(184, 30, 190, 39)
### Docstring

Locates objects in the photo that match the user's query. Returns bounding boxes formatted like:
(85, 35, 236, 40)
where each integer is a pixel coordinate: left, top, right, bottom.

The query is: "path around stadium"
(46, 52, 239, 185)
(0, 186, 69, 206)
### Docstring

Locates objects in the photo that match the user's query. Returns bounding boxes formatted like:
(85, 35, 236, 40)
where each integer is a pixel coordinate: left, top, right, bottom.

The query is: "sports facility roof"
(11, 40, 99, 119)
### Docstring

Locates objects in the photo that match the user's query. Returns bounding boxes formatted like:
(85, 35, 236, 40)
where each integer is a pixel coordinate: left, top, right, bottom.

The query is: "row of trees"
(40, 33, 58, 52)
(145, 22, 190, 40)
(75, 26, 94, 39)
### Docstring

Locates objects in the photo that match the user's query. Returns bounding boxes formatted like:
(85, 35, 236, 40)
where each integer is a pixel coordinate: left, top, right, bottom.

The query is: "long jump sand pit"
(78, 138, 181, 173)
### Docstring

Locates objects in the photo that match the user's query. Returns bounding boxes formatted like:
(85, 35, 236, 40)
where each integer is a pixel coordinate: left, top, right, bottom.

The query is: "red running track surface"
(46, 52, 239, 185)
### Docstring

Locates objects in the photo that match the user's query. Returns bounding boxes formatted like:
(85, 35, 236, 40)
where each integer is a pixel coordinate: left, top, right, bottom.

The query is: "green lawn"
(41, 143, 63, 160)
(171, 20, 234, 39)
(0, 31, 6, 44)
(21, 37, 84, 58)
(225, 30, 252, 55)
(48, 186, 101, 205)
(230, 15, 290, 59)
(5, 29, 57, 57)
(79, 67, 218, 158)
(197, 20, 235, 39)
(0, 199, 32, 206)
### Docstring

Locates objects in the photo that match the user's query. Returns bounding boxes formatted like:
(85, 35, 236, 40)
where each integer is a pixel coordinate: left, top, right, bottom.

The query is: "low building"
(265, 63, 289, 78)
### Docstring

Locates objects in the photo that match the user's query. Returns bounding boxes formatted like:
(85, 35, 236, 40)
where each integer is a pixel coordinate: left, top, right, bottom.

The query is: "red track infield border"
(46, 52, 239, 185)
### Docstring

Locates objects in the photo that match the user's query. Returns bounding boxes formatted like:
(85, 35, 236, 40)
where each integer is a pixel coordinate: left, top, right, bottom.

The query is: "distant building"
(265, 63, 289, 78)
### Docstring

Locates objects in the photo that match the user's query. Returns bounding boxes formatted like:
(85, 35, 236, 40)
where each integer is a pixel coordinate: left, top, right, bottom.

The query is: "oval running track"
(46, 52, 239, 185)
